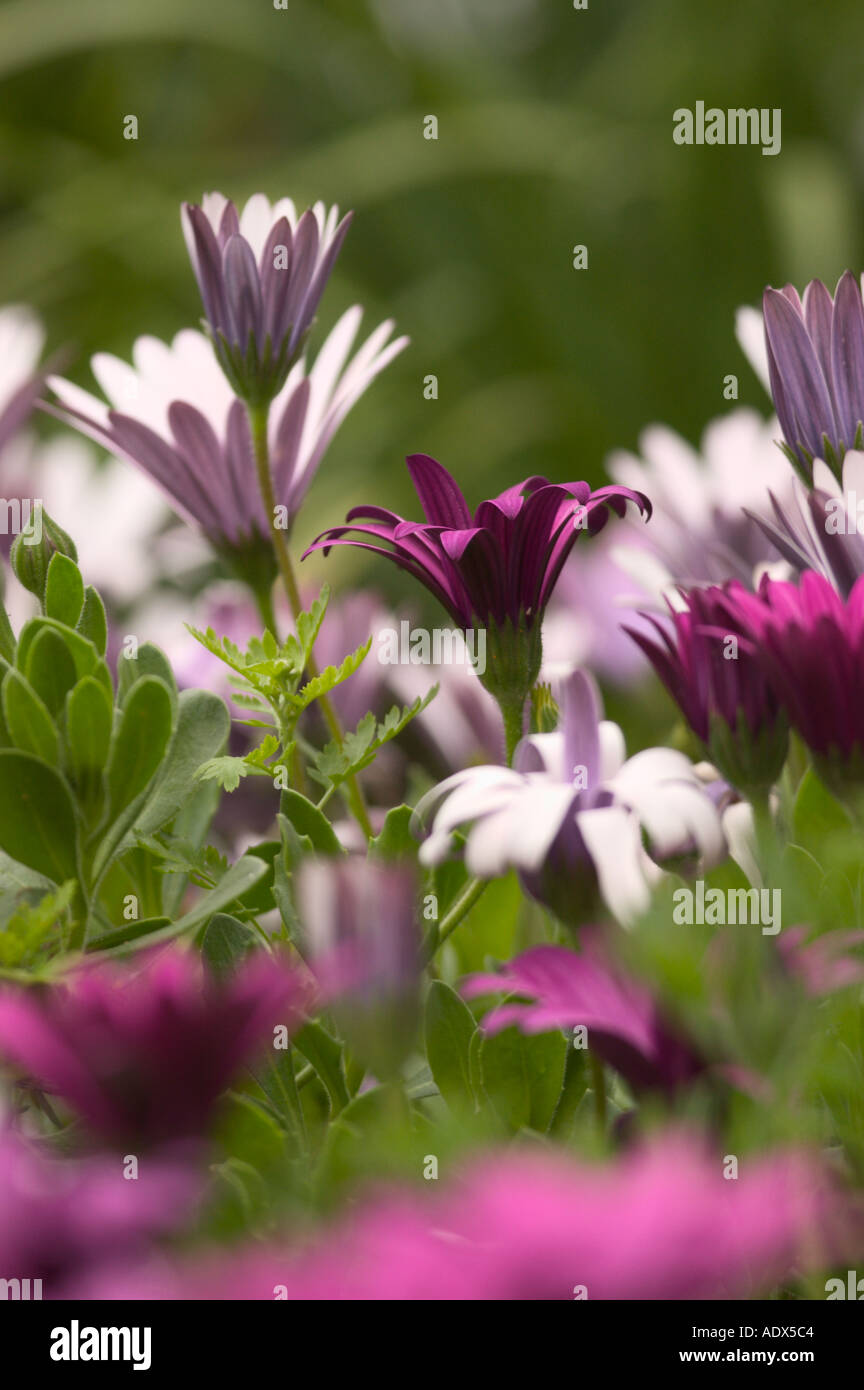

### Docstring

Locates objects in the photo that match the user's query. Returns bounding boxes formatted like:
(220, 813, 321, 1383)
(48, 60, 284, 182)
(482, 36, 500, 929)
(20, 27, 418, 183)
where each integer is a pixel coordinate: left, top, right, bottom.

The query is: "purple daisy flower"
(182, 192, 353, 403)
(625, 584, 788, 794)
(296, 857, 420, 1078)
(0, 946, 312, 1151)
(303, 454, 649, 754)
(763, 271, 864, 479)
(0, 1126, 197, 1298)
(47, 307, 407, 591)
(717, 571, 864, 791)
(462, 936, 703, 1097)
(0, 304, 44, 457)
(745, 452, 864, 599)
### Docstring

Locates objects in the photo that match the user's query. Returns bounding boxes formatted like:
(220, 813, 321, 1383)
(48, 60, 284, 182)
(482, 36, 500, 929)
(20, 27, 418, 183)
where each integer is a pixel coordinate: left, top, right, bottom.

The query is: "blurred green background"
(1, 0, 863, 559)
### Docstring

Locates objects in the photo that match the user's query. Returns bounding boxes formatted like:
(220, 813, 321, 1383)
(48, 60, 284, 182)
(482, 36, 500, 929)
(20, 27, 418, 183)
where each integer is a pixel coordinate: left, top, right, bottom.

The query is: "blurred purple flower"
(48, 307, 406, 567)
(626, 583, 788, 793)
(607, 409, 793, 604)
(463, 936, 703, 1095)
(763, 272, 864, 478)
(777, 926, 864, 995)
(413, 671, 726, 926)
(747, 451, 864, 599)
(0, 947, 311, 1150)
(182, 192, 353, 402)
(76, 1134, 850, 1301)
(296, 857, 420, 1077)
(0, 305, 44, 457)
(0, 1126, 195, 1297)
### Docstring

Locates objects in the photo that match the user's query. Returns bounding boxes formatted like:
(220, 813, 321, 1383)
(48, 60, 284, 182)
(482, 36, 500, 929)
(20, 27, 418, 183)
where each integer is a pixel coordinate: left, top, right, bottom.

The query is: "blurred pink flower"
(71, 1134, 849, 1301)
(0, 947, 311, 1149)
(462, 935, 703, 1095)
(0, 1126, 196, 1296)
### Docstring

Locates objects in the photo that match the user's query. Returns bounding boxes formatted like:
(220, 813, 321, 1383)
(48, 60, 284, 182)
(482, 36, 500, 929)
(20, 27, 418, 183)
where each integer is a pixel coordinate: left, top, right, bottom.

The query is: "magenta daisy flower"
(714, 571, 864, 791)
(626, 584, 788, 794)
(303, 454, 649, 754)
(0, 947, 312, 1150)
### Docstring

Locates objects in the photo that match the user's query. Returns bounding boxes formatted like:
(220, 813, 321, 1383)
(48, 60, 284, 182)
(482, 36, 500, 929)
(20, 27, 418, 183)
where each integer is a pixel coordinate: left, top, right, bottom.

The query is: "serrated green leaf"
(196, 756, 251, 793)
(310, 686, 438, 789)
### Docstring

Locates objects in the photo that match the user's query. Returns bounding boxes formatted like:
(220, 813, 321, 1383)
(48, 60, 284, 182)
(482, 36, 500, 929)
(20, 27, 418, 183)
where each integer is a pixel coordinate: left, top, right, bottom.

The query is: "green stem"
(500, 695, 526, 767)
(424, 876, 488, 961)
(247, 403, 374, 841)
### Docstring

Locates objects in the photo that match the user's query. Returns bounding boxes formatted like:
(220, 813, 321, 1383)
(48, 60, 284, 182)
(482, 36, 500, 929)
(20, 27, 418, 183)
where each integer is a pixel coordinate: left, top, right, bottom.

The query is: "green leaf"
(293, 1020, 350, 1114)
(279, 788, 343, 855)
(293, 638, 371, 712)
(310, 687, 438, 789)
(425, 980, 477, 1112)
(93, 854, 269, 955)
(105, 675, 174, 821)
(17, 617, 109, 695)
(370, 804, 417, 861)
(24, 626, 78, 718)
(86, 915, 172, 952)
(131, 689, 231, 840)
(65, 676, 112, 809)
(76, 586, 107, 656)
(117, 641, 178, 704)
(479, 1025, 568, 1133)
(793, 766, 852, 842)
(196, 756, 251, 793)
(201, 912, 256, 977)
(44, 552, 85, 627)
(1, 669, 59, 765)
(0, 751, 79, 885)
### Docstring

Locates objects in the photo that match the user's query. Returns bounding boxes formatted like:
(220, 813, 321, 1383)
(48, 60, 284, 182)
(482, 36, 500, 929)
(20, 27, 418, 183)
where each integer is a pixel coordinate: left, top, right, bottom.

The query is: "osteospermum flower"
(182, 191, 353, 402)
(607, 408, 793, 601)
(412, 670, 726, 926)
(0, 946, 311, 1150)
(763, 272, 864, 479)
(0, 303, 44, 455)
(718, 571, 864, 791)
(75, 1134, 849, 1301)
(0, 1126, 196, 1298)
(296, 857, 420, 1077)
(48, 307, 406, 594)
(304, 454, 649, 754)
(626, 584, 788, 794)
(747, 452, 864, 599)
(463, 936, 703, 1096)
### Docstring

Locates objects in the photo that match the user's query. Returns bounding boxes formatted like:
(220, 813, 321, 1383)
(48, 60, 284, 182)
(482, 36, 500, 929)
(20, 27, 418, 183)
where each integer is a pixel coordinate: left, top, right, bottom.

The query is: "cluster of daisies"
(0, 190, 862, 1300)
